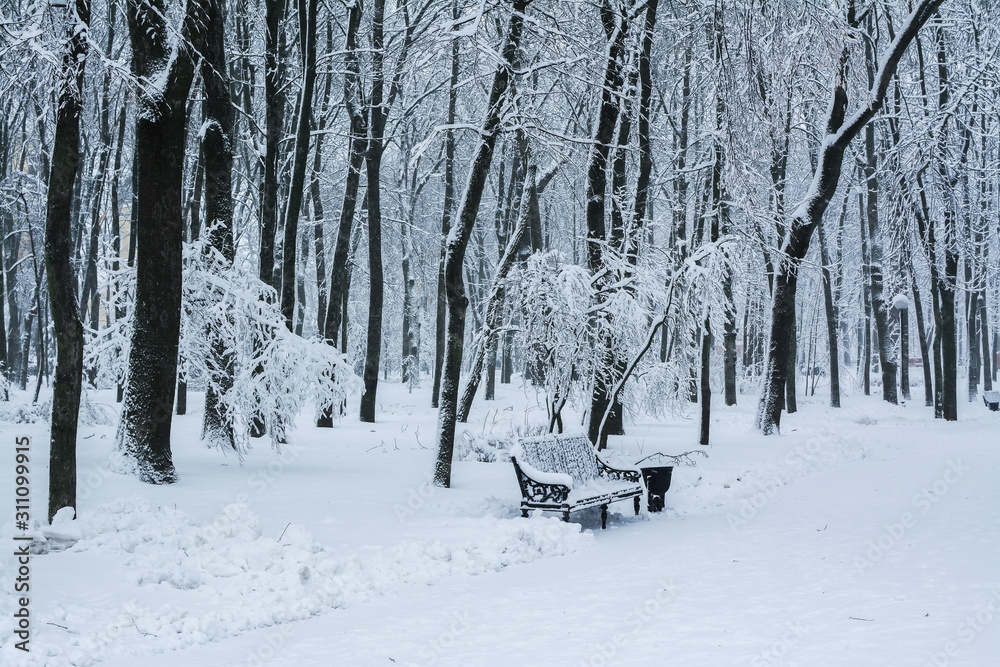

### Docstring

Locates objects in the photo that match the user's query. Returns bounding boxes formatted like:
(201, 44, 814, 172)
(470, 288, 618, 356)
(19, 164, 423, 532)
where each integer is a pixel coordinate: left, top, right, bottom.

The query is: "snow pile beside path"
(668, 422, 870, 517)
(3, 498, 591, 666)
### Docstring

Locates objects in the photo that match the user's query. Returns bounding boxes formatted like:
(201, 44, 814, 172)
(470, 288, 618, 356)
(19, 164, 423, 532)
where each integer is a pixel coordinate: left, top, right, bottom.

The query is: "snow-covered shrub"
(0, 399, 48, 423)
(456, 432, 512, 463)
(597, 240, 737, 421)
(89, 234, 358, 453)
(507, 252, 596, 428)
(180, 237, 358, 451)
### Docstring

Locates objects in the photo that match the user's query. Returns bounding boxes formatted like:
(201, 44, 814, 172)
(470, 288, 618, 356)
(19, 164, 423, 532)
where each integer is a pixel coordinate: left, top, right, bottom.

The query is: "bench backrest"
(515, 434, 599, 486)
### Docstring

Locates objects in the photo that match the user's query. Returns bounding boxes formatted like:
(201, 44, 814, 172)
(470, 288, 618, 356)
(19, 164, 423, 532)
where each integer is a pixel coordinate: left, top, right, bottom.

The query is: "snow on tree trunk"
(45, 0, 91, 521)
(433, 0, 530, 488)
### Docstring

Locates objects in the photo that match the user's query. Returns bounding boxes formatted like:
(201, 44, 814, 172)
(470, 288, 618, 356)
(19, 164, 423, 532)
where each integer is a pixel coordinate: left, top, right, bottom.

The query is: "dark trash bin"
(640, 466, 673, 513)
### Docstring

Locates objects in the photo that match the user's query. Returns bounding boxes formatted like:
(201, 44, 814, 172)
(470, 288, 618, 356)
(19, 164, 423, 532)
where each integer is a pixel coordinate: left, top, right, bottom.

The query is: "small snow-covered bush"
(180, 238, 359, 451)
(0, 399, 48, 423)
(89, 234, 358, 453)
(456, 432, 511, 463)
(508, 252, 596, 428)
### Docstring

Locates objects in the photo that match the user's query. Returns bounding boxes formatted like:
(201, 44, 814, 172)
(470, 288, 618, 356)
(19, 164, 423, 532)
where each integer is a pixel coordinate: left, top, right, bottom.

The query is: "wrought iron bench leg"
(521, 507, 529, 519)
(600, 504, 608, 529)
(562, 506, 571, 522)
(634, 496, 640, 515)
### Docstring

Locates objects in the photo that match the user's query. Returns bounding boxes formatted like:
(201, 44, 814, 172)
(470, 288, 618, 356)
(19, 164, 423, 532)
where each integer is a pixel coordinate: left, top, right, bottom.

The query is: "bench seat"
(510, 433, 644, 529)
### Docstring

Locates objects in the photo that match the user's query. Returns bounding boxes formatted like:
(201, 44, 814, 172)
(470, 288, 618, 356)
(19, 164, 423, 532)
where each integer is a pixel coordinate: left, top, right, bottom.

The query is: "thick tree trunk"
(117, 0, 207, 482)
(967, 292, 980, 401)
(200, 0, 236, 450)
(786, 309, 798, 413)
(433, 0, 528, 488)
(260, 0, 287, 293)
(936, 26, 958, 421)
(45, 0, 90, 521)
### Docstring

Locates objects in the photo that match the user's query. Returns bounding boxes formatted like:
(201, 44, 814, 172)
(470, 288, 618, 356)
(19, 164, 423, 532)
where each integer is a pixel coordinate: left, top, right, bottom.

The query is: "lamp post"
(893, 294, 910, 401)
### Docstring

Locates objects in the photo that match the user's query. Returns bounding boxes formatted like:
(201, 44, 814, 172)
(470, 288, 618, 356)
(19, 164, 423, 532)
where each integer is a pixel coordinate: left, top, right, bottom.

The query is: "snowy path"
(99, 431, 1000, 667)
(2, 385, 998, 666)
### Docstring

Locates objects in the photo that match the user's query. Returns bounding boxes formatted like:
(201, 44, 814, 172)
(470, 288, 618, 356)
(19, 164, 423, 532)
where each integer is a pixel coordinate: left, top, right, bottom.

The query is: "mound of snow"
(1, 498, 592, 665)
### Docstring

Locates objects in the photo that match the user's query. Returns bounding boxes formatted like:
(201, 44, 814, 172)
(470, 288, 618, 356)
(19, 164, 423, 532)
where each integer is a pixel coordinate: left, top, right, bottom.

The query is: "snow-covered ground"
(1, 380, 998, 666)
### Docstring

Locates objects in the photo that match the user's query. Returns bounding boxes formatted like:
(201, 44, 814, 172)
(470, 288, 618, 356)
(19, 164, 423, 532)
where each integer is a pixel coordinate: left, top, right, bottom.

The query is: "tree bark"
(817, 219, 840, 408)
(117, 0, 208, 482)
(935, 24, 958, 421)
(280, 0, 319, 331)
(910, 272, 934, 406)
(861, 14, 898, 404)
(432, 4, 459, 408)
(317, 0, 365, 426)
(980, 295, 992, 393)
(858, 183, 872, 397)
(45, 0, 90, 521)
(359, 0, 387, 423)
(699, 321, 711, 446)
(433, 0, 529, 488)
(900, 306, 910, 400)
(586, 0, 630, 447)
(200, 0, 236, 450)
(311, 20, 334, 336)
(260, 0, 287, 293)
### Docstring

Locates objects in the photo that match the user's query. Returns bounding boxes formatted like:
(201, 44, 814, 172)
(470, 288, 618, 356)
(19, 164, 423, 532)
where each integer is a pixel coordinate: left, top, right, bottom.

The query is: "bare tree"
(45, 0, 91, 521)
(756, 0, 946, 434)
(433, 0, 531, 488)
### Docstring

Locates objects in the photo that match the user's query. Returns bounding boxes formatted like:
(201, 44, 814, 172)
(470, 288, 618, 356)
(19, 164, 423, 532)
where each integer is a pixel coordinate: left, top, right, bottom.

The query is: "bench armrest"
(596, 457, 641, 483)
(511, 456, 572, 503)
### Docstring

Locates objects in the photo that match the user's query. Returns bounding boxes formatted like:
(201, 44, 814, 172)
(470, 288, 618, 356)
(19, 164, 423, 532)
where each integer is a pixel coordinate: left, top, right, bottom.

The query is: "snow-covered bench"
(510, 433, 643, 529)
(983, 391, 1000, 411)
